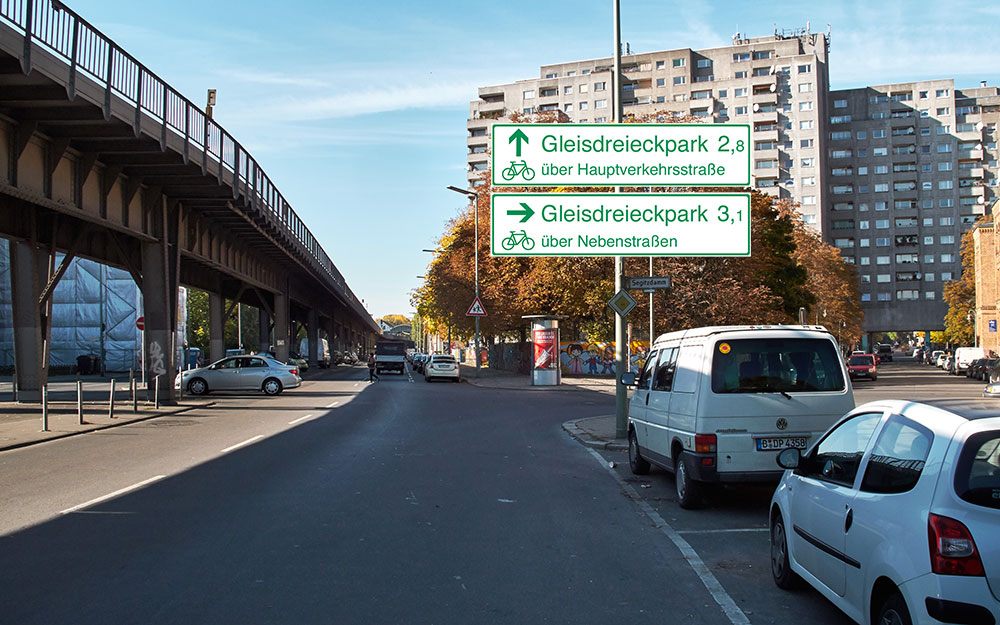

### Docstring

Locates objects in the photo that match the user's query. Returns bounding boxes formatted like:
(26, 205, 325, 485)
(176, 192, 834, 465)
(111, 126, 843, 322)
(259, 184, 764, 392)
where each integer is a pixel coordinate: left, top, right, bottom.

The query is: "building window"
(831, 131, 851, 140)
(798, 83, 812, 93)
(656, 78, 665, 87)
(800, 101, 814, 111)
(877, 293, 892, 302)
(876, 256, 890, 264)
(940, 235, 955, 245)
(831, 149, 852, 159)
(936, 88, 950, 97)
(734, 105, 747, 115)
(937, 107, 950, 116)
(802, 176, 816, 186)
(877, 275, 891, 283)
(800, 120, 814, 130)
(523, 90, 535, 99)
(833, 99, 847, 108)
(876, 237, 890, 246)
(876, 220, 890, 229)
(872, 129, 887, 139)
(732, 53, 749, 62)
(594, 82, 606, 91)
(801, 157, 815, 167)
(942, 272, 953, 281)
(734, 87, 747, 97)
(717, 89, 728, 98)
(861, 293, 872, 302)
(924, 292, 936, 300)
(940, 217, 955, 226)
(873, 147, 888, 157)
(564, 103, 573, 112)
(941, 254, 955, 263)
(655, 60, 665, 70)
(674, 76, 687, 85)
(545, 73, 557, 79)
(802, 195, 817, 205)
(564, 86, 573, 95)
(860, 256, 871, 265)
(673, 58, 686, 67)
(697, 58, 712, 68)
(875, 183, 889, 192)
(875, 202, 887, 211)
(578, 84, 589, 94)
(594, 99, 607, 109)
(798, 64, 812, 73)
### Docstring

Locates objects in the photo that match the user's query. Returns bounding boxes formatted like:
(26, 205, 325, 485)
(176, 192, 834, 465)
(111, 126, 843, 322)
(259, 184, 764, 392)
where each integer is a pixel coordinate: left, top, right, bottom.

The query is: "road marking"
(220, 435, 264, 453)
(354, 382, 359, 388)
(586, 447, 751, 625)
(60, 475, 167, 514)
(677, 528, 769, 535)
(325, 401, 339, 408)
(288, 414, 314, 425)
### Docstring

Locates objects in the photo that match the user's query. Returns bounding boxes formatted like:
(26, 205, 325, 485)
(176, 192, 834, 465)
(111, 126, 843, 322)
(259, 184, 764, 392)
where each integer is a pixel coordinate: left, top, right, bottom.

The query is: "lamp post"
(446, 185, 481, 378)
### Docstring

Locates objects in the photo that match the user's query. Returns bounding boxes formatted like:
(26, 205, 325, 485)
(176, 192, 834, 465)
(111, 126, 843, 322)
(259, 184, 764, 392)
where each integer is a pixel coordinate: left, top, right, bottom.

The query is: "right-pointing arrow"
(507, 202, 534, 223)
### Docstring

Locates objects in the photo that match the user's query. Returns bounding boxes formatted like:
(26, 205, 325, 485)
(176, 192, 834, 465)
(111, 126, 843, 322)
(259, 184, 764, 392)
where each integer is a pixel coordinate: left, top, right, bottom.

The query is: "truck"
(375, 340, 407, 374)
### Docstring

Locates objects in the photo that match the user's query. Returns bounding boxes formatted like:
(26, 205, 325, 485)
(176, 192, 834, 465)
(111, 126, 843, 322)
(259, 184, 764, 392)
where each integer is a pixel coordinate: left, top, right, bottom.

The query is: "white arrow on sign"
(466, 297, 487, 317)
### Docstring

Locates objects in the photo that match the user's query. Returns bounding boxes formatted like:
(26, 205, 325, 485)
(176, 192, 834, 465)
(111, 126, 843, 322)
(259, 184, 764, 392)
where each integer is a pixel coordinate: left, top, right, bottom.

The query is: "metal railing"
(0, 0, 373, 326)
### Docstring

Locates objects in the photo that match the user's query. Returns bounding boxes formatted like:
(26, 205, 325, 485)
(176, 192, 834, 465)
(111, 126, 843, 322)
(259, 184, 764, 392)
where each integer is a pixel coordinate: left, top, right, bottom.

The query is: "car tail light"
(695, 434, 717, 453)
(290, 368, 298, 376)
(928, 513, 984, 576)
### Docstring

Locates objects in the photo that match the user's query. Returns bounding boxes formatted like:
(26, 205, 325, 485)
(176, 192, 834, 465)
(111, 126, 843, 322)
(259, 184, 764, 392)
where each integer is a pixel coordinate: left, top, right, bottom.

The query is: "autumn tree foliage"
(942, 215, 988, 345)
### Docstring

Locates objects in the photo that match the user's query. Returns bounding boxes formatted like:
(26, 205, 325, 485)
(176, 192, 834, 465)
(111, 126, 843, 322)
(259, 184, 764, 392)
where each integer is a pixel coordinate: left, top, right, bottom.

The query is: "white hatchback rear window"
(955, 432, 1000, 509)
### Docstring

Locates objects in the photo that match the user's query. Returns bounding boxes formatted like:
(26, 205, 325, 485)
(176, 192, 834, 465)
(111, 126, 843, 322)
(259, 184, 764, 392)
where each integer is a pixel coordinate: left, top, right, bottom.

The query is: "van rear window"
(376, 342, 405, 356)
(711, 338, 845, 393)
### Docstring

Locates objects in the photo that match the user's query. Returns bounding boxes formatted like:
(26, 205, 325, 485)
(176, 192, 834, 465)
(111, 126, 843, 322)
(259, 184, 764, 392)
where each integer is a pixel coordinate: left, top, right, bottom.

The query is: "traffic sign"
(627, 276, 671, 292)
(466, 297, 487, 317)
(491, 193, 750, 257)
(491, 123, 750, 187)
(607, 289, 637, 318)
(136, 316, 144, 331)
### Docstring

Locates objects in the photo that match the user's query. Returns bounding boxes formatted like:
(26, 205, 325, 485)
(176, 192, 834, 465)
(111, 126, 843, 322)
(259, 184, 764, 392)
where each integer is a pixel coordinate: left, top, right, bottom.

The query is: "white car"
(769, 399, 999, 625)
(424, 354, 461, 382)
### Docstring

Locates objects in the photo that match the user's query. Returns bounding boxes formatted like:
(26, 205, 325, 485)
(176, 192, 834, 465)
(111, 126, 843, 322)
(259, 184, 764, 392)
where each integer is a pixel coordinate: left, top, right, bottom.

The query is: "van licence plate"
(756, 437, 807, 451)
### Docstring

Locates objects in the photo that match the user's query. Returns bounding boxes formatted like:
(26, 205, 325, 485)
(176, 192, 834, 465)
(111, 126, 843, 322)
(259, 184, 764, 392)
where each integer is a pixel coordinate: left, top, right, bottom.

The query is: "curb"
(562, 419, 628, 451)
(0, 401, 215, 453)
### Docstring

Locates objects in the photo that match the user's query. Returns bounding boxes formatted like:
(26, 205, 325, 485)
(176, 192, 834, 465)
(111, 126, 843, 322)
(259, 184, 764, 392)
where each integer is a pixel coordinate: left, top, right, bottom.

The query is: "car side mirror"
(776, 447, 801, 470)
(620, 372, 636, 386)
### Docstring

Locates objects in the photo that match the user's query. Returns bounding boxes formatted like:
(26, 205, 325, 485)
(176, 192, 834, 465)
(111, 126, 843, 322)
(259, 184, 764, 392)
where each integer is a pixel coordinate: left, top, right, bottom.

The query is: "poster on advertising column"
(533, 328, 558, 370)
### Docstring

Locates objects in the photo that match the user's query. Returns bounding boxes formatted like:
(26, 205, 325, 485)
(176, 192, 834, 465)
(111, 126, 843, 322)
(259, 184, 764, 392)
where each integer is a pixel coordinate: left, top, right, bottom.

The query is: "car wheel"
(770, 510, 802, 590)
(877, 592, 912, 625)
(425, 376, 431, 383)
(628, 429, 651, 475)
(188, 378, 209, 395)
(871, 374, 877, 381)
(262, 378, 283, 396)
(674, 451, 703, 509)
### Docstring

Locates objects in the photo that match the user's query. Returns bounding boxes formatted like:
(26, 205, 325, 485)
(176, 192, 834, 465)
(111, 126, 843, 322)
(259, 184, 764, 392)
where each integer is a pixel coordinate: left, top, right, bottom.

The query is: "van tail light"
(695, 434, 717, 453)
(928, 513, 984, 576)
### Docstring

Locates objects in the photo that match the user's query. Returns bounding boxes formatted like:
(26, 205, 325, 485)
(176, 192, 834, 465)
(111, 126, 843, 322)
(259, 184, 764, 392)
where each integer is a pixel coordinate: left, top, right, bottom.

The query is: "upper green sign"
(491, 123, 751, 187)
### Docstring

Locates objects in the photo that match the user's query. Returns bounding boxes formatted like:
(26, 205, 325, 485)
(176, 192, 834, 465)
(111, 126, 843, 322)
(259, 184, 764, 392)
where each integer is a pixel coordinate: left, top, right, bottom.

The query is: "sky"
(68, 0, 1000, 320)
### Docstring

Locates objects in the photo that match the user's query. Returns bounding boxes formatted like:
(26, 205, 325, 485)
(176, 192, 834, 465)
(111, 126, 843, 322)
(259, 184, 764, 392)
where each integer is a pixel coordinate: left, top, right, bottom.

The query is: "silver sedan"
(175, 355, 301, 396)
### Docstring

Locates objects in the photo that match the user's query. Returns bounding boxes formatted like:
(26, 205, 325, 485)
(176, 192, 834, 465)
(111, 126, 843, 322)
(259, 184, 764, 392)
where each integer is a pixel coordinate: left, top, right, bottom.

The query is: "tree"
(377, 314, 410, 327)
(942, 215, 988, 346)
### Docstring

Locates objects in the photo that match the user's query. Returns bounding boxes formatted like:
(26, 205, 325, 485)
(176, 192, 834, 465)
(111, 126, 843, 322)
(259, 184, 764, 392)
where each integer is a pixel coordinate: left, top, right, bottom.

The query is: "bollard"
(131, 377, 137, 413)
(154, 375, 159, 410)
(129, 368, 134, 402)
(108, 379, 115, 419)
(178, 369, 184, 401)
(41, 384, 49, 432)
(77, 379, 84, 425)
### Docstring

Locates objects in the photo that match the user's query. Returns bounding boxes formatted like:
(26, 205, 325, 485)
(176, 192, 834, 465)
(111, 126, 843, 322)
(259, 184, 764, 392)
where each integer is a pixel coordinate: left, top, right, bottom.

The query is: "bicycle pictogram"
(501, 160, 536, 182)
(501, 230, 536, 251)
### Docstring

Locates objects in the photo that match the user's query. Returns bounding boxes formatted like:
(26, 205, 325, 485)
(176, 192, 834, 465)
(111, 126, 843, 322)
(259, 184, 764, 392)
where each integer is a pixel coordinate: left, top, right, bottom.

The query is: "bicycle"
(501, 230, 536, 251)
(501, 160, 536, 181)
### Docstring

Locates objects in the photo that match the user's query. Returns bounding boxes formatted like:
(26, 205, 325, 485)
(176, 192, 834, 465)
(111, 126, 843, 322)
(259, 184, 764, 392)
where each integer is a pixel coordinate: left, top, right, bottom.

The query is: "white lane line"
(60, 475, 167, 514)
(325, 401, 339, 408)
(220, 435, 264, 453)
(288, 414, 314, 425)
(353, 382, 359, 388)
(586, 448, 751, 625)
(677, 528, 768, 535)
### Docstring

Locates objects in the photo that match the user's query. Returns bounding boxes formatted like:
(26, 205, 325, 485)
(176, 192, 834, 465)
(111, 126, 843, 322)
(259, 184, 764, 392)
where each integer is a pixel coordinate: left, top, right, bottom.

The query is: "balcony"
(753, 129, 779, 142)
(751, 72, 777, 88)
(478, 85, 505, 98)
(752, 110, 778, 124)
(467, 135, 488, 149)
(752, 91, 778, 106)
(960, 149, 984, 160)
(969, 167, 985, 178)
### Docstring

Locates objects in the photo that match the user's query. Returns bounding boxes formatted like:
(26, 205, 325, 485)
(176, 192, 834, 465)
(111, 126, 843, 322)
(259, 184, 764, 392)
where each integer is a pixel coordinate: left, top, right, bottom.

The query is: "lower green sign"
(491, 193, 751, 257)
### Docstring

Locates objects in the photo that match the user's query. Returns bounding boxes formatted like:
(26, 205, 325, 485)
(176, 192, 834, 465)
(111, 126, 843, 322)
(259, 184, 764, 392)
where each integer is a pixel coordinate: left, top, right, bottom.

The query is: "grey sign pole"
(613, 0, 627, 440)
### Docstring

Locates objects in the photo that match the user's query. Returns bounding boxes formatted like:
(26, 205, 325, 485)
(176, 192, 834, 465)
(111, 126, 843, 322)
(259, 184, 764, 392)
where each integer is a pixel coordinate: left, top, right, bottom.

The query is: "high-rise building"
(465, 27, 1000, 335)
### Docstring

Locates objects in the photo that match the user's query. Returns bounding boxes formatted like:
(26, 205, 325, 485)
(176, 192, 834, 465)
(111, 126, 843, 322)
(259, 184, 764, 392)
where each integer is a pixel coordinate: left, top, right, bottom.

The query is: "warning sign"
(466, 297, 487, 317)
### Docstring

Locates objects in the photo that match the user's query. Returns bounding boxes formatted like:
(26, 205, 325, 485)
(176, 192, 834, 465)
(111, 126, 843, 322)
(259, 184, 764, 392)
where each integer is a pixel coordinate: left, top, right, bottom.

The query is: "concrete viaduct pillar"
(274, 290, 289, 363)
(209, 292, 224, 363)
(141, 196, 179, 403)
(9, 239, 47, 402)
(307, 308, 319, 369)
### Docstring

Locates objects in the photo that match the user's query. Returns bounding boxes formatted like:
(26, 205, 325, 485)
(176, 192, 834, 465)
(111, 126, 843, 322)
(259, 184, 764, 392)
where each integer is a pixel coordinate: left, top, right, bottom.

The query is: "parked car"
(967, 358, 989, 380)
(930, 350, 945, 365)
(876, 344, 893, 362)
(936, 352, 949, 368)
(943, 355, 956, 374)
(770, 398, 999, 625)
(424, 354, 460, 382)
(412, 353, 428, 374)
(176, 355, 301, 396)
(287, 351, 309, 372)
(625, 325, 854, 509)
(847, 354, 878, 381)
(980, 358, 999, 381)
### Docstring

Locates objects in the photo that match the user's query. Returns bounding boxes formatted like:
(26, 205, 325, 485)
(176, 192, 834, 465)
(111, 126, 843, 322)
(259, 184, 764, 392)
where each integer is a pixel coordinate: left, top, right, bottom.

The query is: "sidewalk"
(458, 364, 626, 451)
(0, 375, 213, 452)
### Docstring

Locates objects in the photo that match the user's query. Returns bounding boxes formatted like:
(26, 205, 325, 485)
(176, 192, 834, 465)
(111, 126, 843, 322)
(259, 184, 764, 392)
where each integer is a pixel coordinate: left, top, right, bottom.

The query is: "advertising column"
(526, 315, 561, 386)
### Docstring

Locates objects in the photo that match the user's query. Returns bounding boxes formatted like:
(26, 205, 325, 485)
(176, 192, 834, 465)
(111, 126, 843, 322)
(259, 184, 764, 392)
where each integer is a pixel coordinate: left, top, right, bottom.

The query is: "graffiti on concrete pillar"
(149, 340, 166, 376)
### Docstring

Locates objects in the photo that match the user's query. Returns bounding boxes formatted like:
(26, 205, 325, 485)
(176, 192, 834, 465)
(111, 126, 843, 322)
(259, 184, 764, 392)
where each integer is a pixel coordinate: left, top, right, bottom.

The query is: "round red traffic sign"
(136, 316, 144, 331)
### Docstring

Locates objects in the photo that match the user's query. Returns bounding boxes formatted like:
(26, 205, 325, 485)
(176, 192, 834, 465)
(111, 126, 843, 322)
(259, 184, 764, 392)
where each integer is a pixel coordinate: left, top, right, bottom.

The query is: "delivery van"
(299, 337, 331, 368)
(624, 325, 854, 509)
(953, 346, 985, 375)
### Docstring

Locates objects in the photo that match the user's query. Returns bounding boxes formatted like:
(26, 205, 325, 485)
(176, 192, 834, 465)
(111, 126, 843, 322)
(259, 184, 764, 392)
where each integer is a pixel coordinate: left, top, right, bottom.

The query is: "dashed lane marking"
(288, 414, 314, 425)
(220, 435, 264, 454)
(60, 475, 167, 514)
(325, 401, 339, 408)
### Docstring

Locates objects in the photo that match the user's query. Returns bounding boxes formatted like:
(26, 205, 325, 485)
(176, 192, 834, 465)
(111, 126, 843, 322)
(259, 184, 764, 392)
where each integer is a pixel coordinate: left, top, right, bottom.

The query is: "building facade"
(466, 28, 999, 334)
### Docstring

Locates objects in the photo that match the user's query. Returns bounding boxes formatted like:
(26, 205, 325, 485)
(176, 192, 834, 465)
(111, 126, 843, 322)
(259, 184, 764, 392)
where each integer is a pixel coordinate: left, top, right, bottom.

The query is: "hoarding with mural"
(559, 341, 649, 376)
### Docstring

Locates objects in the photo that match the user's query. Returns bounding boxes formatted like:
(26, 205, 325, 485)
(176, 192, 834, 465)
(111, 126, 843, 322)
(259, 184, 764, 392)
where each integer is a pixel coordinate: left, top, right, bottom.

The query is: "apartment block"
(468, 29, 831, 228)
(466, 28, 1000, 334)
(828, 81, 1000, 331)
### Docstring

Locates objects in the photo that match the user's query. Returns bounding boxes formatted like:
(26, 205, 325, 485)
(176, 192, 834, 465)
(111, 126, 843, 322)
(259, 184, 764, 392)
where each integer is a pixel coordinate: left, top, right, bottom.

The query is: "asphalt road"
(0, 356, 987, 624)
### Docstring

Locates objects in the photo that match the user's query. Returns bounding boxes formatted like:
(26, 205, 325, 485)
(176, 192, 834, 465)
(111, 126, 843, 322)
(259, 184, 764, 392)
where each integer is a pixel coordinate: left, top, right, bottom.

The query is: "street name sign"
(627, 276, 671, 291)
(466, 297, 487, 317)
(607, 289, 637, 318)
(491, 123, 750, 187)
(491, 193, 750, 257)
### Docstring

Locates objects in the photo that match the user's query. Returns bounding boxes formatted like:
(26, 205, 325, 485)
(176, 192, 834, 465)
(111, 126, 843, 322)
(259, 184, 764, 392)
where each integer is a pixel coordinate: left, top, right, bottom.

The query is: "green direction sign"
(492, 123, 750, 187)
(491, 193, 751, 257)
(607, 289, 637, 318)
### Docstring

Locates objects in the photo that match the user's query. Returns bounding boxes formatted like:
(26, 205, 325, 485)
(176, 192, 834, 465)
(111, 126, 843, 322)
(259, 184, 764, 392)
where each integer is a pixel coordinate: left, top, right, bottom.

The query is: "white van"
(299, 337, 331, 368)
(625, 325, 855, 508)
(953, 346, 985, 375)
